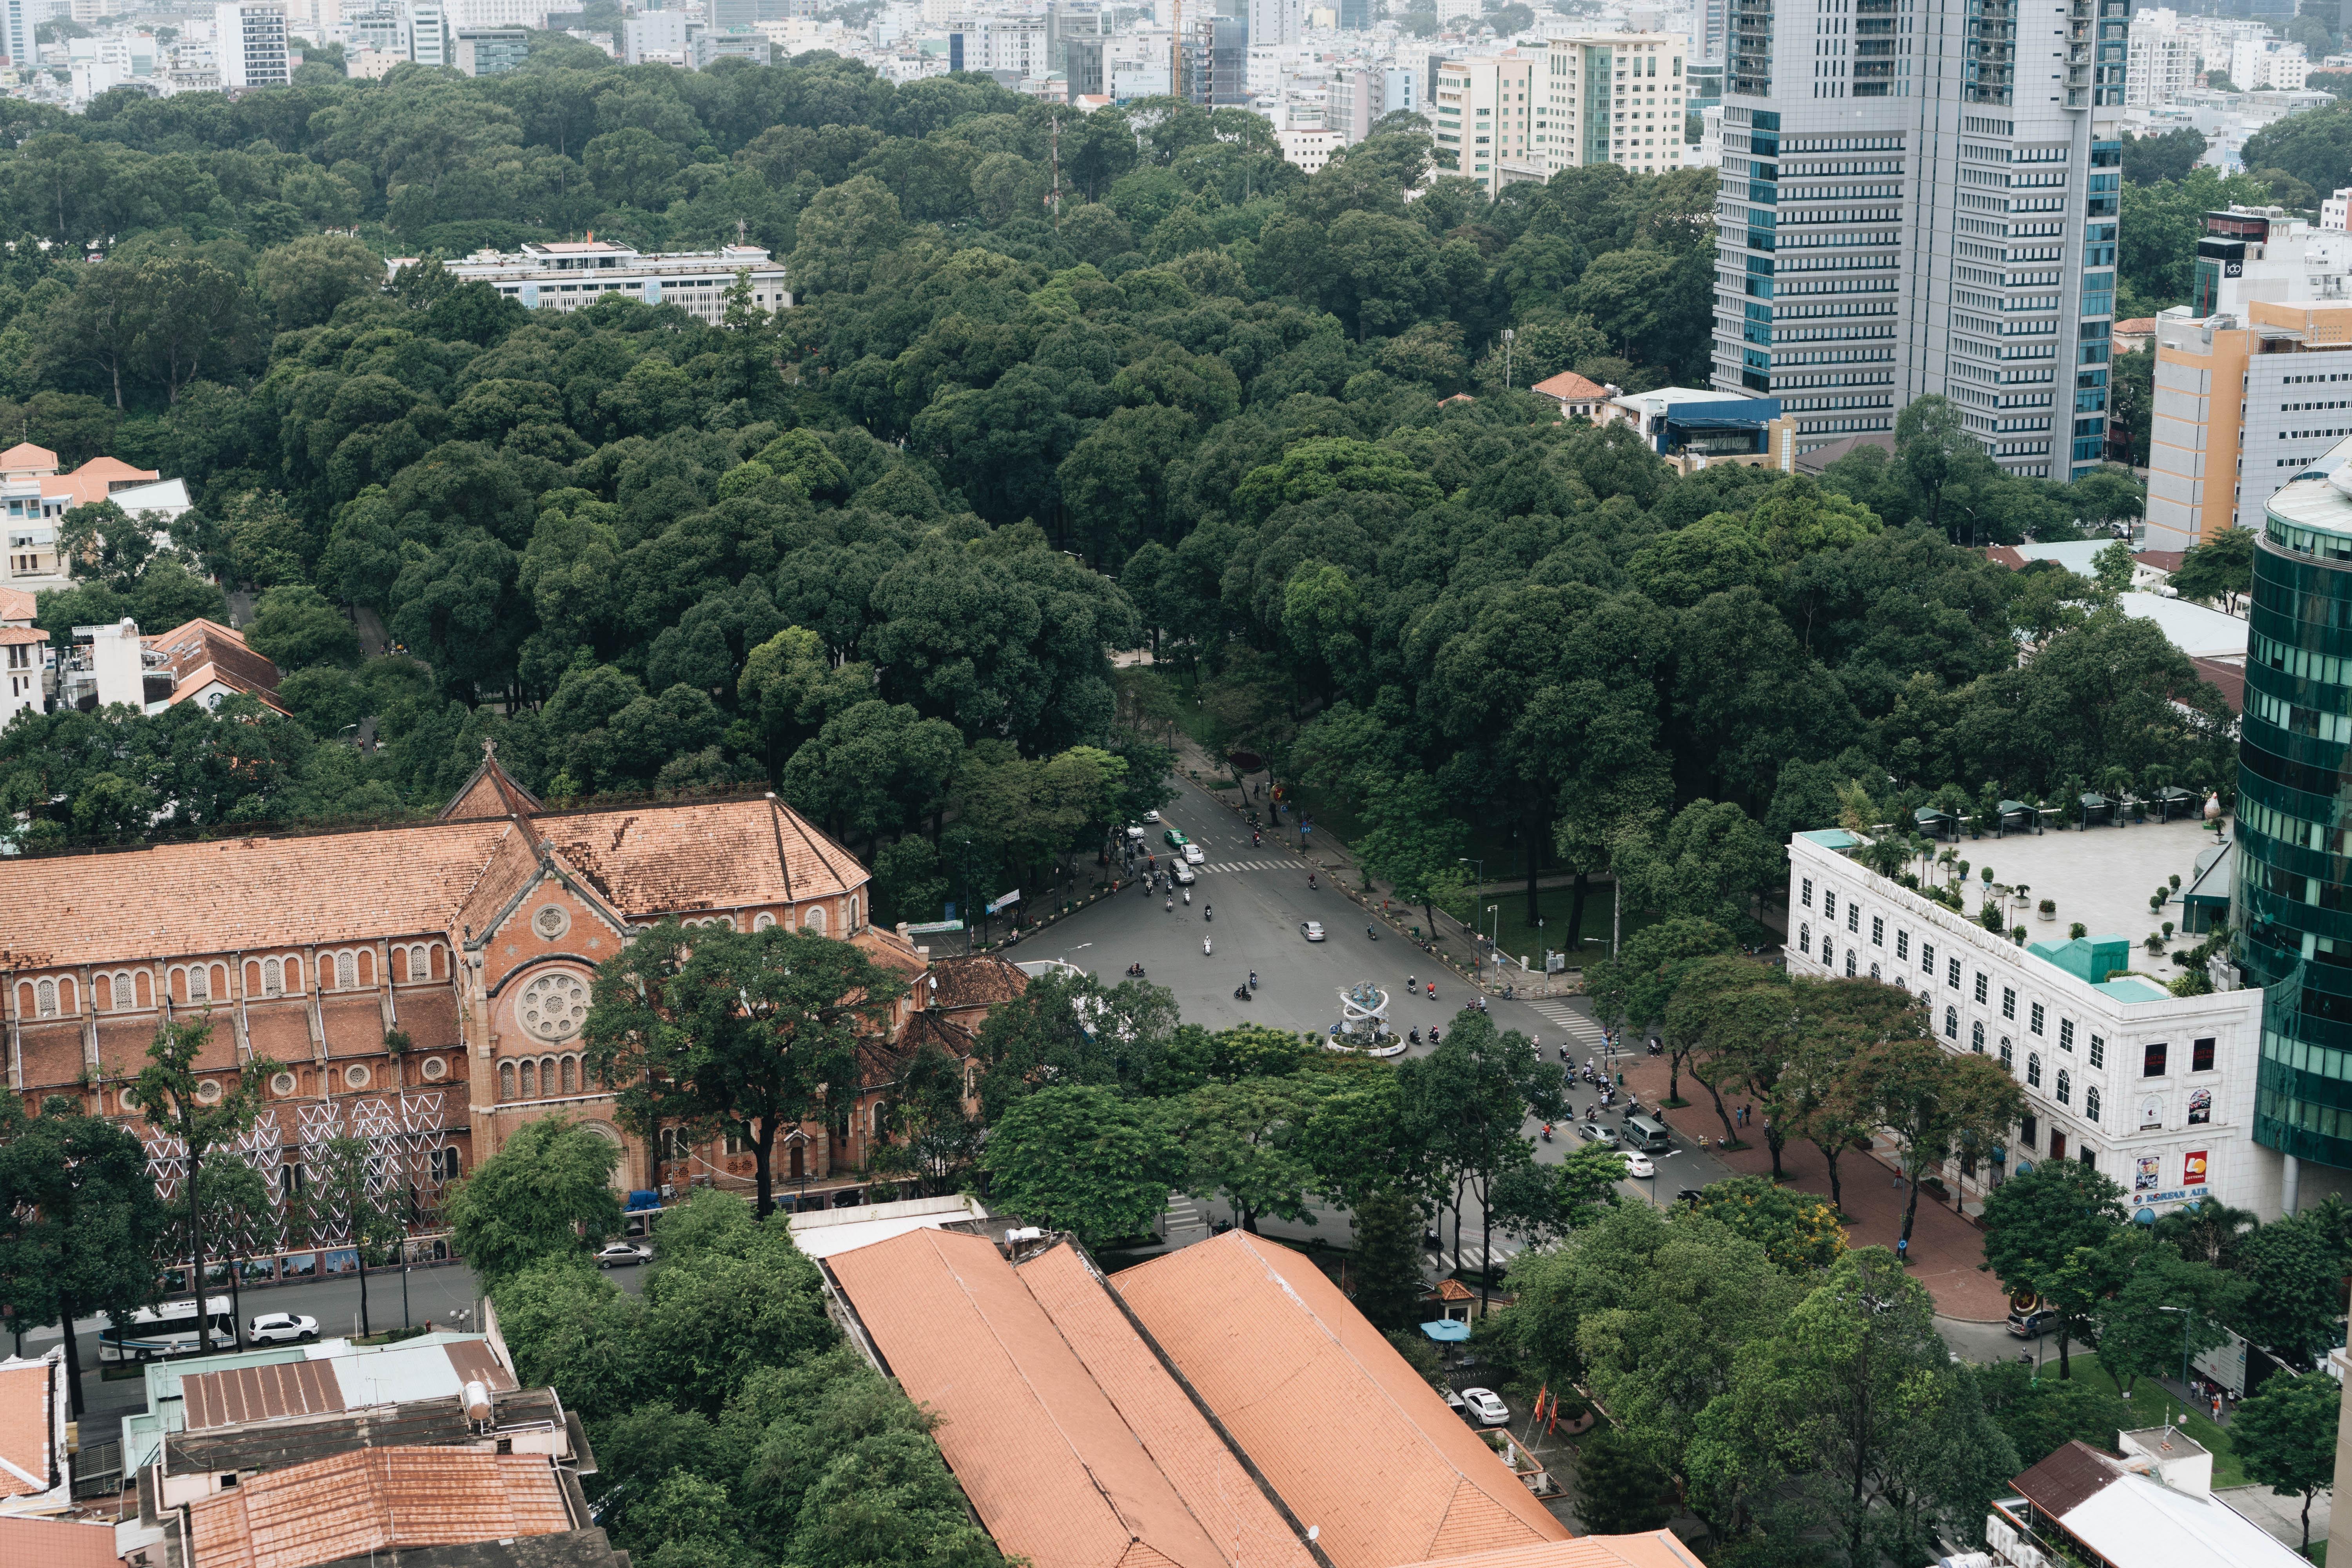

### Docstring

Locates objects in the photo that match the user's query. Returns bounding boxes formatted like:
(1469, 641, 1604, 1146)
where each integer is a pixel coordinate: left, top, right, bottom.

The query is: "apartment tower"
(1711, 0, 2128, 475)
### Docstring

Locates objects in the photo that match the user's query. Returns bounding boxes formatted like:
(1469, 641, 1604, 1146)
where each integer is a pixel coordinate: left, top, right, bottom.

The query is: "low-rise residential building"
(388, 240, 788, 324)
(1275, 125, 1341, 171)
(1786, 816, 2301, 1220)
(1985, 1430, 2304, 1567)
(1529, 368, 1613, 420)
(1, 444, 190, 595)
(0, 585, 43, 731)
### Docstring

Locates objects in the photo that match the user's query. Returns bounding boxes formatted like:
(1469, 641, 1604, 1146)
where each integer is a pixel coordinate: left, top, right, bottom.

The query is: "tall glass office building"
(2240, 444, 2352, 1203)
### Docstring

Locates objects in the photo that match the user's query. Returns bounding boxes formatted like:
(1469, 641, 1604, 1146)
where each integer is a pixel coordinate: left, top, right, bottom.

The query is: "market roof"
(1110, 1232, 1570, 1568)
(826, 1229, 1320, 1568)
(784, 1193, 991, 1261)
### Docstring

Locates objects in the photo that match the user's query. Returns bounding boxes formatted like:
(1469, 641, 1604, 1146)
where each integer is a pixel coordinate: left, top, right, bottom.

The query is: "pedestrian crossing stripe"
(1525, 998, 1610, 1045)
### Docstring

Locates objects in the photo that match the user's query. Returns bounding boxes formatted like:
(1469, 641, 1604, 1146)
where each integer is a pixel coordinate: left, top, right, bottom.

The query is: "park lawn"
(2094, 1367, 2248, 1488)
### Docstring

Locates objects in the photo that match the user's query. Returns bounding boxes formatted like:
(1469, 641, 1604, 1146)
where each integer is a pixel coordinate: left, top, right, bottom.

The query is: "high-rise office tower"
(1531, 33, 1691, 176)
(214, 0, 290, 85)
(403, 0, 446, 64)
(1064, 33, 1104, 95)
(0, 0, 30, 65)
(1247, 0, 1298, 49)
(1712, 0, 2129, 477)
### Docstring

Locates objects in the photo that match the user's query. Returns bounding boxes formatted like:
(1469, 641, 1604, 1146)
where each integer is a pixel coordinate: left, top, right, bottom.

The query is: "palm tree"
(2100, 765, 2132, 824)
(2152, 1194, 2259, 1269)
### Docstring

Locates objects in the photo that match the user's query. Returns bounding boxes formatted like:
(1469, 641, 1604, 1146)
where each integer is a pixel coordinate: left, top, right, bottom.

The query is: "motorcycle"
(1502, 984, 1514, 1000)
(1233, 984, 1250, 1001)
(1249, 971, 1258, 990)
(1205, 907, 1213, 922)
(1203, 936, 1213, 956)
(1365, 924, 1377, 940)
(1183, 887, 1192, 905)
(1307, 875, 1317, 890)
(1541, 1124, 1553, 1143)
(1426, 983, 1437, 1001)
(1408, 1028, 1421, 1045)
(1251, 831, 1261, 847)
(1126, 963, 1147, 978)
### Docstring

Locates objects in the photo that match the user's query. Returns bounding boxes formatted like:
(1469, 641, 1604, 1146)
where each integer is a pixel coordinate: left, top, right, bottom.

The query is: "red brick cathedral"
(0, 748, 1023, 1258)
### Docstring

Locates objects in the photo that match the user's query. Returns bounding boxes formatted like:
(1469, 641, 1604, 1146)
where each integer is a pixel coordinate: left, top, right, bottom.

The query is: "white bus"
(97, 1297, 236, 1362)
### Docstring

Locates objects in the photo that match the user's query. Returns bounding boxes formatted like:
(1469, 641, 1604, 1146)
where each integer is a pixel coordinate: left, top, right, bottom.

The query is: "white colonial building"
(1786, 825, 2294, 1220)
(387, 241, 789, 326)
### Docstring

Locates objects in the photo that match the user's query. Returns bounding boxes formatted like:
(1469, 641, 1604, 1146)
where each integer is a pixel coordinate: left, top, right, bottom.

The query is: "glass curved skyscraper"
(2241, 450, 2352, 1199)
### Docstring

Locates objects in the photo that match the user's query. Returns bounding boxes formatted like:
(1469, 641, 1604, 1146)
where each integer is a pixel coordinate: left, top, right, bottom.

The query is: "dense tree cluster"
(472, 1160, 1002, 1568)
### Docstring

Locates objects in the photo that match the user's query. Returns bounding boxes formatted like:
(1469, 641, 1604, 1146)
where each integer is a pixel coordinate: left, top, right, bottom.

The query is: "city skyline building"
(214, 0, 290, 86)
(1531, 31, 1692, 175)
(1711, 0, 2129, 476)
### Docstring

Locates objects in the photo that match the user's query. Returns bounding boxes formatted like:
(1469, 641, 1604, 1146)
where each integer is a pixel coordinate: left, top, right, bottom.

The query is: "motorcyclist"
(1166, 897, 1174, 913)
(1248, 971, 1258, 989)
(1183, 887, 1191, 905)
(1204, 936, 1213, 956)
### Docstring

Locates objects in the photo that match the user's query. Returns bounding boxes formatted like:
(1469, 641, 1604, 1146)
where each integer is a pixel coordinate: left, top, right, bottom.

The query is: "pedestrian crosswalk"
(1523, 997, 1611, 1049)
(1196, 860, 1296, 874)
(1163, 1194, 1212, 1241)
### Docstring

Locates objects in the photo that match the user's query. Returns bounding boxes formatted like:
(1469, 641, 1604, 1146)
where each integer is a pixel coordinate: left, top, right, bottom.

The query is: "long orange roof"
(1112, 1232, 1572, 1568)
(829, 1230, 1321, 1568)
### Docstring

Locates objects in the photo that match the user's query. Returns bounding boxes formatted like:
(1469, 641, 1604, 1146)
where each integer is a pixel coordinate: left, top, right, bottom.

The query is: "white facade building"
(403, 0, 445, 65)
(2125, 9, 2196, 108)
(1788, 828, 2290, 1220)
(1712, 0, 2126, 477)
(1247, 0, 1299, 49)
(214, 0, 289, 86)
(1532, 31, 1690, 175)
(622, 9, 686, 63)
(393, 240, 789, 324)
(2229, 36, 2308, 93)
(1276, 125, 1341, 171)
(1431, 52, 1534, 192)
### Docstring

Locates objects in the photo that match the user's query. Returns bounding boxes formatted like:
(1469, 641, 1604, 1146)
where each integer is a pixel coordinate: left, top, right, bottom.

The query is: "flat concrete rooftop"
(1933, 816, 2223, 985)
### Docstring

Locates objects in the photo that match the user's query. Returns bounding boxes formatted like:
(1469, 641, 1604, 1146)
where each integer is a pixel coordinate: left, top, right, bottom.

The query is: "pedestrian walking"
(2212, 1393, 2223, 1423)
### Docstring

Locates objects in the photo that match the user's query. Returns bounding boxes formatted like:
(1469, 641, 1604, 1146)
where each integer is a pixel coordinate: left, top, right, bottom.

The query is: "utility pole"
(1171, 0, 1183, 102)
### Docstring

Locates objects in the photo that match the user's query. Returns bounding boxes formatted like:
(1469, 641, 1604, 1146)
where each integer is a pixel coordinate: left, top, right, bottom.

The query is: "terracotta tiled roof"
(456, 825, 552, 947)
(0, 787, 867, 970)
(0, 627, 45, 646)
(0, 588, 33, 626)
(60, 456, 160, 507)
(537, 796, 864, 912)
(1529, 371, 1608, 403)
(0, 444, 55, 475)
(1423, 1279, 1477, 1303)
(1111, 1232, 1570, 1568)
(2113, 318, 2158, 335)
(0, 1519, 114, 1568)
(2135, 550, 2187, 572)
(862, 1010, 977, 1084)
(1015, 1242, 1321, 1568)
(0, 822, 513, 969)
(0, 1361, 52, 1498)
(150, 619, 280, 696)
(439, 752, 544, 824)
(2192, 654, 2244, 713)
(175, 663, 294, 717)
(2012, 1440, 2124, 1519)
(924, 954, 1029, 1012)
(187, 1447, 574, 1568)
(828, 1230, 1318, 1568)
(1404, 1538, 1706, 1568)
(1984, 546, 2029, 571)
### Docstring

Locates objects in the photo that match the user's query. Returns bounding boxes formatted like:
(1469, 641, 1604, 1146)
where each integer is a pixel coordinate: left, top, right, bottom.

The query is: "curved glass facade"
(2241, 504, 2352, 1170)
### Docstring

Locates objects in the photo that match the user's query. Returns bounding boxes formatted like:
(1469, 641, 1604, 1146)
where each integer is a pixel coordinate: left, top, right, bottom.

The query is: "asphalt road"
(1060, 777, 1742, 1265)
(25, 1256, 658, 1420)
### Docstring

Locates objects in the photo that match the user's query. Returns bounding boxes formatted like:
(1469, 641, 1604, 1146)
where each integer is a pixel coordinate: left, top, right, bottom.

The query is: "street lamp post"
(1458, 858, 1485, 968)
(2158, 1305, 2197, 1396)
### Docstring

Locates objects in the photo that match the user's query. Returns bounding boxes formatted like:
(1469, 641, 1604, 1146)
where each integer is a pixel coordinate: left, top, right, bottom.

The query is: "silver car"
(1300, 921, 1325, 942)
(248, 1312, 319, 1345)
(1461, 1387, 1509, 1426)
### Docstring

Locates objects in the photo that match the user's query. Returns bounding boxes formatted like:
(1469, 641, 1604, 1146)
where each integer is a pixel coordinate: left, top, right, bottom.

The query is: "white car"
(1183, 844, 1205, 864)
(1460, 1387, 1509, 1426)
(247, 1312, 318, 1345)
(1301, 920, 1325, 942)
(1173, 863, 1197, 886)
(595, 1242, 652, 1268)
(1143, 810, 1161, 822)
(1617, 1151, 1656, 1178)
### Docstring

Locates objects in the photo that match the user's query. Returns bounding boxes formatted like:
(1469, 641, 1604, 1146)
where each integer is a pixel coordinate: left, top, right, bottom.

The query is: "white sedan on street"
(1300, 921, 1326, 942)
(1183, 844, 1205, 864)
(248, 1312, 319, 1345)
(1617, 1150, 1656, 1178)
(1460, 1388, 1510, 1426)
(595, 1242, 652, 1268)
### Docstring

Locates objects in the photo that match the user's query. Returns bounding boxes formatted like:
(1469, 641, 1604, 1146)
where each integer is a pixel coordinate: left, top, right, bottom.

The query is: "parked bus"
(97, 1297, 236, 1362)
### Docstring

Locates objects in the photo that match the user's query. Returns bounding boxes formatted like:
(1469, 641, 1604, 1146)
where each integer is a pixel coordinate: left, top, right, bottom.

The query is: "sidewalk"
(1592, 1047, 2010, 1321)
